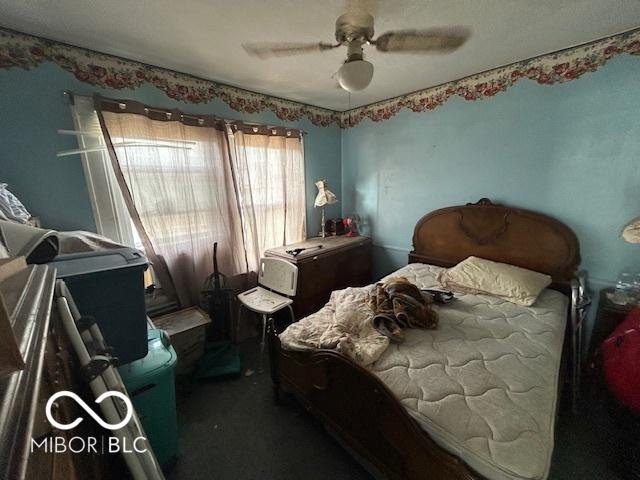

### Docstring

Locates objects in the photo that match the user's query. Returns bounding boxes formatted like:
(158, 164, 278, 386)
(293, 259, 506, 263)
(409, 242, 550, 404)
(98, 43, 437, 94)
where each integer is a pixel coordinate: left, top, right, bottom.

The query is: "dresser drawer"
(265, 236, 372, 318)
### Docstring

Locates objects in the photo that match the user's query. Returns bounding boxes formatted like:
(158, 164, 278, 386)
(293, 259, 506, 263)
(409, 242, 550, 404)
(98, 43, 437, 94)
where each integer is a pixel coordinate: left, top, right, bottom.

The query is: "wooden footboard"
(268, 322, 479, 480)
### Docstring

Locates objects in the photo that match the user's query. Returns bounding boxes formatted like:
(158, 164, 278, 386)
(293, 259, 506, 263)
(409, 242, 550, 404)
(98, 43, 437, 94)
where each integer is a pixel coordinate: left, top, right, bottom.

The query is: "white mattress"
(370, 263, 568, 480)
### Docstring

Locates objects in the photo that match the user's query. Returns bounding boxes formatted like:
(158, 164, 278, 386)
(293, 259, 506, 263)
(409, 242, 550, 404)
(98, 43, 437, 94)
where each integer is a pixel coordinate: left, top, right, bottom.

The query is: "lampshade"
(336, 59, 374, 92)
(314, 180, 338, 207)
(622, 216, 640, 243)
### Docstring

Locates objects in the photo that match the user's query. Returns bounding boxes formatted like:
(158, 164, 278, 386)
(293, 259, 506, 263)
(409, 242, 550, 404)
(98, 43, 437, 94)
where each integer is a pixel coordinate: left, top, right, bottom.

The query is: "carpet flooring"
(166, 339, 624, 480)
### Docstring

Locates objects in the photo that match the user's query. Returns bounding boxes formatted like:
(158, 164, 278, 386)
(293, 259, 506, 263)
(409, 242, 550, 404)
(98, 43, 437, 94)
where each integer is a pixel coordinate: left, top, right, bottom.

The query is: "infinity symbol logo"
(45, 390, 133, 431)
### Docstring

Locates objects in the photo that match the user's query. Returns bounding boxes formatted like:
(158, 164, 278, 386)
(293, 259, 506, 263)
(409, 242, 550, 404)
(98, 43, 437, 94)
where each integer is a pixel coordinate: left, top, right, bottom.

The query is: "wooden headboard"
(409, 198, 580, 282)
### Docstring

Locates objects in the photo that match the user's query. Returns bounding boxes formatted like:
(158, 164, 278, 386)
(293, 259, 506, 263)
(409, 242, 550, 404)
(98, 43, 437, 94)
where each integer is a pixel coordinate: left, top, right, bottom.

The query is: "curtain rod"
(63, 91, 307, 135)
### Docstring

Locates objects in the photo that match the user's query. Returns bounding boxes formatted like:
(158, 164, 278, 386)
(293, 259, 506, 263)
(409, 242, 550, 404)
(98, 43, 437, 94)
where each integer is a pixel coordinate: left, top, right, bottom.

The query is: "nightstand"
(588, 288, 636, 364)
(264, 236, 372, 318)
(587, 288, 640, 479)
(585, 287, 636, 398)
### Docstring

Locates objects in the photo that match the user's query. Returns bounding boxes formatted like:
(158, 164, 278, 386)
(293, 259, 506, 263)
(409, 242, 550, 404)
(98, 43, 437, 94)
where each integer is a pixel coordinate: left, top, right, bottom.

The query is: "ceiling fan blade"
(374, 27, 470, 53)
(243, 42, 339, 59)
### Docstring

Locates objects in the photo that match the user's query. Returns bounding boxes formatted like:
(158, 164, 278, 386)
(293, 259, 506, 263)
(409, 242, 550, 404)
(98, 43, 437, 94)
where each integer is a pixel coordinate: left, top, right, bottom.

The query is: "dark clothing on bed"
(368, 277, 438, 342)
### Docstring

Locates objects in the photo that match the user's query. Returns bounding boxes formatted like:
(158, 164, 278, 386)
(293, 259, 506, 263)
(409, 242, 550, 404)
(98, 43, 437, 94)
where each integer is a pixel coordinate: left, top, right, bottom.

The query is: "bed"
(268, 198, 588, 480)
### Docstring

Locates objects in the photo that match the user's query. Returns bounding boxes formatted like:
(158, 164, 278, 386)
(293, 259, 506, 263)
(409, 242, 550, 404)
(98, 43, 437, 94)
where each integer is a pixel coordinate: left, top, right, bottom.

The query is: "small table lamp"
(314, 180, 338, 238)
(622, 216, 640, 244)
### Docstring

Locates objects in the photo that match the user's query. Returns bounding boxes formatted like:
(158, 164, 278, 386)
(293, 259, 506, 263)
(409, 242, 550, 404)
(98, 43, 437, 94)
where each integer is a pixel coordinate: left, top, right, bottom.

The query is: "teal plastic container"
(119, 329, 178, 469)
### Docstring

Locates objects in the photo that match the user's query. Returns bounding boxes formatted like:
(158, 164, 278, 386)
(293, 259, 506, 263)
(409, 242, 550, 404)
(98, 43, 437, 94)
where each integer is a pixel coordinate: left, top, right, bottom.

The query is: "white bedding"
(279, 286, 389, 365)
(283, 262, 568, 480)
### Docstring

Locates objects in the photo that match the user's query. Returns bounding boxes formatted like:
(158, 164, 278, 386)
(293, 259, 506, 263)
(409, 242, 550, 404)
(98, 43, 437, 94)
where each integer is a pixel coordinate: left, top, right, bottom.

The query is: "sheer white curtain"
(99, 109, 247, 307)
(95, 98, 307, 306)
(230, 130, 306, 272)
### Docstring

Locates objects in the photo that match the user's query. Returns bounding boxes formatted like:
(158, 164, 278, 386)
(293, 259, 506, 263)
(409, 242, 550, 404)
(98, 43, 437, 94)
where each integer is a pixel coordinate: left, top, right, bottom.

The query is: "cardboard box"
(152, 307, 211, 376)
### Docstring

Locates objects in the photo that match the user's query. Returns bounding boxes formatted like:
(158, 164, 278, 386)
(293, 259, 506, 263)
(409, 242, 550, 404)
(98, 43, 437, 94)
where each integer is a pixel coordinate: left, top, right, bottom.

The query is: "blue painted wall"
(0, 63, 342, 233)
(342, 55, 640, 290)
(341, 54, 640, 350)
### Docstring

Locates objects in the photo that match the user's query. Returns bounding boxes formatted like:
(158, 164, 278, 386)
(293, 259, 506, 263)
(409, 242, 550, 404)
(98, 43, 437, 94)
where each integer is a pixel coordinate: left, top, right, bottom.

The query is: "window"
(70, 96, 138, 248)
(73, 96, 306, 284)
(229, 130, 306, 270)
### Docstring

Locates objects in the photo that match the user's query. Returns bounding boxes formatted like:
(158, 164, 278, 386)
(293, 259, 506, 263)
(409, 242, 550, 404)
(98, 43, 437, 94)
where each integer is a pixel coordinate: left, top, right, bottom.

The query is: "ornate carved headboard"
(409, 198, 580, 283)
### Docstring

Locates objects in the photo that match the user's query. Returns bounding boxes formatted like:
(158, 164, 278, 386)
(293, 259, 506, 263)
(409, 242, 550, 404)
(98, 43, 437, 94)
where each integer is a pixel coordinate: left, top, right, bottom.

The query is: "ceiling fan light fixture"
(336, 59, 374, 92)
(245, 12, 470, 94)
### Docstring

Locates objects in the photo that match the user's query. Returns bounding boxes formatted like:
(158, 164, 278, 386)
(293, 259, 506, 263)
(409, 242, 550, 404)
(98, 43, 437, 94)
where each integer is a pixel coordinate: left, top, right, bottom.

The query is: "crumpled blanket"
(368, 276, 438, 342)
(57, 231, 125, 253)
(0, 219, 127, 263)
(279, 286, 390, 366)
(279, 278, 440, 366)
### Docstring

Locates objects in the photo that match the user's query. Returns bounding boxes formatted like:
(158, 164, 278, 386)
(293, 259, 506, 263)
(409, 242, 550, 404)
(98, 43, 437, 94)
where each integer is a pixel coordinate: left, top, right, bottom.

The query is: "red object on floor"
(602, 307, 640, 414)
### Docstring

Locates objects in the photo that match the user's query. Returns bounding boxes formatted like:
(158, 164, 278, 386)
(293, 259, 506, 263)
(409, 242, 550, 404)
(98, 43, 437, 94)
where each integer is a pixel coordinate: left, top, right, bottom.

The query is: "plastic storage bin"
(119, 329, 179, 469)
(49, 248, 149, 364)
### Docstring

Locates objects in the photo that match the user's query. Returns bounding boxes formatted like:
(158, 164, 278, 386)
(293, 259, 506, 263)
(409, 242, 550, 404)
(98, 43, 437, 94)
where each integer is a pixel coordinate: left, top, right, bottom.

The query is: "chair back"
(258, 257, 298, 296)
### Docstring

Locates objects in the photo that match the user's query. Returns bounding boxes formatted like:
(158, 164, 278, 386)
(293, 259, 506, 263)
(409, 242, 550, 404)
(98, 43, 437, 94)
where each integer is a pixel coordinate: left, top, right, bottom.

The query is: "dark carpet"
(167, 339, 624, 480)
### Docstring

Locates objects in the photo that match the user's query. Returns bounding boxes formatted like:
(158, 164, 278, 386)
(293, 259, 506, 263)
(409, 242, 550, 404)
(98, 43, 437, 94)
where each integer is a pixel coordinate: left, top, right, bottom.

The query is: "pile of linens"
(279, 276, 439, 365)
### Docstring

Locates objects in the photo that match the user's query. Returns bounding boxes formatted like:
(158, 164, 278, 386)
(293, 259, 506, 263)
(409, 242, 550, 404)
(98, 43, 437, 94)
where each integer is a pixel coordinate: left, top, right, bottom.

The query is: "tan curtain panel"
(96, 100, 247, 307)
(230, 129, 306, 272)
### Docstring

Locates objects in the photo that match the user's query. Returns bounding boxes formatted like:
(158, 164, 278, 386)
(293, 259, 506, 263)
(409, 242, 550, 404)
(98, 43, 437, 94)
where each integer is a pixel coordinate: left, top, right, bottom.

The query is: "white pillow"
(438, 256, 552, 306)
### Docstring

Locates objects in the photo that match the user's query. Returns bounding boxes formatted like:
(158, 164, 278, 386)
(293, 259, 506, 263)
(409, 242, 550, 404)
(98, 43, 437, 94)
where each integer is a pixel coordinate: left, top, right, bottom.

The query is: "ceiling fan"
(243, 10, 470, 92)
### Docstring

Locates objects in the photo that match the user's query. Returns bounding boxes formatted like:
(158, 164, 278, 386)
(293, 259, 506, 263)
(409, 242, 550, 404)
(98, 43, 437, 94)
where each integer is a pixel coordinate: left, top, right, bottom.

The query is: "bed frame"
(268, 198, 586, 480)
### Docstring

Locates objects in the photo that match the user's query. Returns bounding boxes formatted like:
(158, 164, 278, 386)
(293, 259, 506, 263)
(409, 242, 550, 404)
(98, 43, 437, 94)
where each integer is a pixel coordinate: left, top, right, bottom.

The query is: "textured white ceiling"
(0, 0, 639, 111)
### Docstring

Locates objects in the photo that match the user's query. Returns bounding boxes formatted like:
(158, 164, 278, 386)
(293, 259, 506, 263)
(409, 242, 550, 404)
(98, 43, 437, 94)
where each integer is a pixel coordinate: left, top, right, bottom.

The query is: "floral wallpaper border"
(0, 28, 340, 127)
(340, 28, 640, 127)
(0, 27, 639, 129)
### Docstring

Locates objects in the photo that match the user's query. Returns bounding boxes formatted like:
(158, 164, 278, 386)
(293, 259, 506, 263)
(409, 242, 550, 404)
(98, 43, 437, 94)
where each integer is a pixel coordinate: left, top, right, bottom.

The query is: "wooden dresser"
(265, 236, 372, 318)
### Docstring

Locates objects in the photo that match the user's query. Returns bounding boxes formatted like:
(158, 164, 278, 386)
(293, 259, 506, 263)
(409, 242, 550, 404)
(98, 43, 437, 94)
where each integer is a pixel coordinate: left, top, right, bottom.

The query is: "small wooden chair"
(237, 257, 298, 371)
